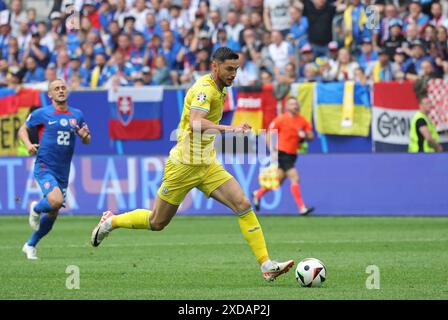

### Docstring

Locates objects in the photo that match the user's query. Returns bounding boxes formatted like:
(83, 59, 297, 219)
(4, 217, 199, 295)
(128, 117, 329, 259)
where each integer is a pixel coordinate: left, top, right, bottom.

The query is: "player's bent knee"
(48, 198, 64, 210)
(150, 222, 166, 231)
(235, 197, 252, 213)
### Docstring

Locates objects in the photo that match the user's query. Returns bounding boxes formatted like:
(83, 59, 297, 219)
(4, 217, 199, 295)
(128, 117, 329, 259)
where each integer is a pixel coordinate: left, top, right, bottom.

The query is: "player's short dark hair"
(212, 47, 239, 63)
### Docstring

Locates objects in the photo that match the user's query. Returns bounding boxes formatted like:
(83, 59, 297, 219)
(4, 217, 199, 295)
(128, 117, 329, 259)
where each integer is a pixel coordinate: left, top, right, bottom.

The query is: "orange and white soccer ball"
(295, 258, 327, 287)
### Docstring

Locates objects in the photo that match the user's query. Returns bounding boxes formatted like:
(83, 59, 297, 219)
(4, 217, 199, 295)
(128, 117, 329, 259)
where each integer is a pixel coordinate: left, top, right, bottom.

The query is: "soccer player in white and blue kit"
(18, 79, 90, 260)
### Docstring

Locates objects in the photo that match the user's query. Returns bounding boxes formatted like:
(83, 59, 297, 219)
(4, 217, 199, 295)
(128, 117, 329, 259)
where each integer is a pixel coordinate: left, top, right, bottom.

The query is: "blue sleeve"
(78, 111, 86, 127)
(25, 108, 45, 128)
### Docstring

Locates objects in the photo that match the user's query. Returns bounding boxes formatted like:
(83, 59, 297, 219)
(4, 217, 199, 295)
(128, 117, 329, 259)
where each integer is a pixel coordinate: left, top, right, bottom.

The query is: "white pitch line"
(0, 238, 447, 250)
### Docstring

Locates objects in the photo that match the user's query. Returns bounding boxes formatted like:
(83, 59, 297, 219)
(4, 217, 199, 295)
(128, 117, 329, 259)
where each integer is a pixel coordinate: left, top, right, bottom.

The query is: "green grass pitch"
(1, 215, 447, 300)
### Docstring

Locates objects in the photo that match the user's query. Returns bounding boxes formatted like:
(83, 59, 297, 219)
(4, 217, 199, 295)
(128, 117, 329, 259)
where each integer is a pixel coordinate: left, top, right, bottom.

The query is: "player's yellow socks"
(238, 208, 270, 265)
(111, 209, 152, 229)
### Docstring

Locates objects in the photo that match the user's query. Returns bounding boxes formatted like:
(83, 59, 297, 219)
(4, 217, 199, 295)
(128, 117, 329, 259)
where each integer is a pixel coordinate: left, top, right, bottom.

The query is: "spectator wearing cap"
(403, 0, 429, 34)
(23, 56, 45, 83)
(224, 10, 243, 44)
(303, 0, 346, 58)
(383, 18, 405, 60)
(66, 53, 89, 87)
(263, 0, 290, 37)
(234, 51, 259, 87)
(212, 28, 241, 54)
(402, 39, 433, 81)
(260, 67, 274, 86)
(343, 0, 371, 49)
(82, 0, 100, 30)
(129, 33, 149, 72)
(22, 31, 50, 69)
(298, 43, 315, 78)
(9, 0, 27, 37)
(366, 48, 396, 82)
(140, 65, 153, 85)
(357, 38, 378, 71)
(49, 11, 65, 36)
(122, 14, 139, 35)
(130, 0, 154, 33)
(322, 47, 360, 81)
(90, 52, 109, 88)
(268, 31, 296, 77)
(429, 2, 448, 30)
(151, 54, 171, 85)
(289, 4, 309, 49)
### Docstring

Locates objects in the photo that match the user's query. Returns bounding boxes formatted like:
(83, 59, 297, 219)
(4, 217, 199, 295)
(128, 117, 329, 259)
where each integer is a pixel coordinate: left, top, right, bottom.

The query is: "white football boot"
(261, 259, 295, 282)
(91, 211, 115, 247)
(22, 243, 38, 260)
(28, 201, 40, 231)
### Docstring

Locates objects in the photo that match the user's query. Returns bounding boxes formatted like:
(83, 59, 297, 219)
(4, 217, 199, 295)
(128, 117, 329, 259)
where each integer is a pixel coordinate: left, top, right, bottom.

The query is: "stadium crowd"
(0, 0, 447, 93)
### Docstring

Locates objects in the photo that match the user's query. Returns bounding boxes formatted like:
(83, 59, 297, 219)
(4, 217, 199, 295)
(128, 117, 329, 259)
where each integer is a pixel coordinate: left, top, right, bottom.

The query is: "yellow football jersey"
(169, 74, 227, 165)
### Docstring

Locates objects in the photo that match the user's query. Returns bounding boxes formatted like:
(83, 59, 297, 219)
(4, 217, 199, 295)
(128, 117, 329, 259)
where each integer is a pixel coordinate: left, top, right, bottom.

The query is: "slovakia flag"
(108, 86, 163, 140)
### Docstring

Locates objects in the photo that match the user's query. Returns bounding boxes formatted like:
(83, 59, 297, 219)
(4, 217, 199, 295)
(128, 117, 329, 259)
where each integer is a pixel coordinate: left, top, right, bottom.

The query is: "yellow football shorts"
(157, 157, 233, 206)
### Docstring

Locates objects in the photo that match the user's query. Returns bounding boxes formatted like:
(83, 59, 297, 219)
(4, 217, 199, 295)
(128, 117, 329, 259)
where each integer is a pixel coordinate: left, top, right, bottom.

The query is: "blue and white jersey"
(25, 106, 86, 184)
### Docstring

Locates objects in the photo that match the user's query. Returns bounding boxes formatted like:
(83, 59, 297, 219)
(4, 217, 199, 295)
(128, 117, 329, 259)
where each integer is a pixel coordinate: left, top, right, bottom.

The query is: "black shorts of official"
(278, 151, 297, 172)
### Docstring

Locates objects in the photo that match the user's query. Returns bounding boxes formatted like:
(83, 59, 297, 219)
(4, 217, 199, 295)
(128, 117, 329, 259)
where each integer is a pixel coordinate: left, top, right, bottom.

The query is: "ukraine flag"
(315, 81, 371, 137)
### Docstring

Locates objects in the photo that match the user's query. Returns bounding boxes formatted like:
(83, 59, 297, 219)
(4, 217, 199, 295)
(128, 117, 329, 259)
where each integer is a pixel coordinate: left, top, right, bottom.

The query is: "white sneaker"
(261, 259, 294, 282)
(91, 211, 115, 247)
(29, 201, 40, 231)
(22, 243, 38, 260)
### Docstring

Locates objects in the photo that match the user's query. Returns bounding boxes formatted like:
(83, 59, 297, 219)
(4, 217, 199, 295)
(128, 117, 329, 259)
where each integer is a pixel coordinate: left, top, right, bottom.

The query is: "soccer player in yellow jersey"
(90, 48, 294, 281)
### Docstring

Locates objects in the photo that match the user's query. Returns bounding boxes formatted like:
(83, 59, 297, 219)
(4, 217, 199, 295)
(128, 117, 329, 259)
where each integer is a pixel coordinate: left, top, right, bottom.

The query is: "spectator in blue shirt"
(403, 0, 430, 34)
(212, 28, 241, 54)
(23, 32, 50, 68)
(289, 5, 309, 49)
(66, 53, 90, 87)
(130, 32, 148, 72)
(402, 39, 433, 81)
(357, 38, 378, 71)
(23, 56, 45, 83)
(161, 30, 182, 69)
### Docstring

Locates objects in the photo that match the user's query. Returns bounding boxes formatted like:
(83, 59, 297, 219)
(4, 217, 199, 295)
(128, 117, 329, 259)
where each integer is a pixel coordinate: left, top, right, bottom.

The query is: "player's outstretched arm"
(190, 109, 252, 134)
(18, 124, 39, 155)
